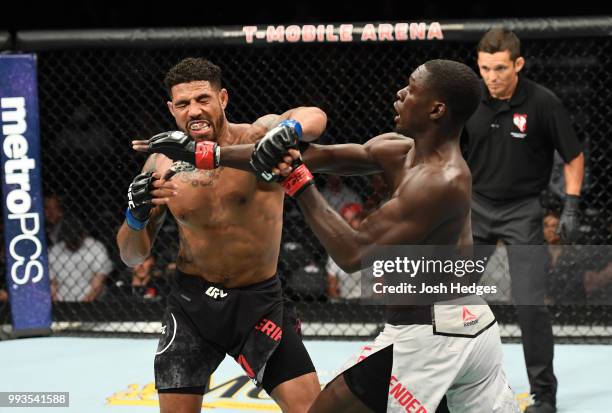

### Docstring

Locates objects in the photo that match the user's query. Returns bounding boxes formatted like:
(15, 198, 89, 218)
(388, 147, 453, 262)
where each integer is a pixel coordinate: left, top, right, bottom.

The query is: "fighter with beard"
(116, 58, 327, 413)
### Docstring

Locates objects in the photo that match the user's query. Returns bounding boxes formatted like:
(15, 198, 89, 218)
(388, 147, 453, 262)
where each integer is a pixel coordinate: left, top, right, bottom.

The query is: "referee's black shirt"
(462, 76, 582, 202)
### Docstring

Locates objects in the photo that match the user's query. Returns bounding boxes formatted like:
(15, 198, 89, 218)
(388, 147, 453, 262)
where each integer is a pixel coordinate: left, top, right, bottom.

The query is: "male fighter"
(118, 57, 326, 413)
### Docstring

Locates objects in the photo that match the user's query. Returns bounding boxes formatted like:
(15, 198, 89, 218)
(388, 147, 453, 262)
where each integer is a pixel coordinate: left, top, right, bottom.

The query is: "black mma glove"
(250, 120, 302, 182)
(249, 120, 314, 197)
(125, 172, 155, 230)
(147, 131, 219, 169)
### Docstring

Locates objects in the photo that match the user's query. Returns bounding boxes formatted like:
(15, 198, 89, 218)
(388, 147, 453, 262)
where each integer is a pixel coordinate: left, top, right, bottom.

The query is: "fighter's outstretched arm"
(220, 132, 410, 176)
(217, 141, 378, 175)
(300, 139, 386, 175)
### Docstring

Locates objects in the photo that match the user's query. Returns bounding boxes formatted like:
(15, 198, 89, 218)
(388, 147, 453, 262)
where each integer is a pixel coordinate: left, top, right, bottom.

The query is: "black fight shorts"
(155, 271, 315, 395)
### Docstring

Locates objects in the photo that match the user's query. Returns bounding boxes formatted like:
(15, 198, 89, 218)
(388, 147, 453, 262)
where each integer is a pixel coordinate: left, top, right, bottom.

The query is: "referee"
(462, 29, 584, 413)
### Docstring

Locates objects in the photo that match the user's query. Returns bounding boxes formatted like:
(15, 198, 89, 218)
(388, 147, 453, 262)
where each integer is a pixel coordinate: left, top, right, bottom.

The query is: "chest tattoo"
(170, 160, 223, 187)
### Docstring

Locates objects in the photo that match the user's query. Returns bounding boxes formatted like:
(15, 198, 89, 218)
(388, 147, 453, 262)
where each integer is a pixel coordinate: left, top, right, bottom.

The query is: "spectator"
(320, 175, 361, 211)
(325, 203, 370, 300)
(281, 242, 327, 301)
(49, 215, 113, 302)
(582, 221, 612, 303)
(584, 262, 612, 302)
(44, 193, 64, 246)
(130, 255, 168, 300)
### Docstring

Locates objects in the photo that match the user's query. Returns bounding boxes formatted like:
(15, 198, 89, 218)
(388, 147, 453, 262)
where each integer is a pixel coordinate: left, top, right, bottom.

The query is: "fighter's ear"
(219, 88, 228, 109)
(430, 101, 446, 120)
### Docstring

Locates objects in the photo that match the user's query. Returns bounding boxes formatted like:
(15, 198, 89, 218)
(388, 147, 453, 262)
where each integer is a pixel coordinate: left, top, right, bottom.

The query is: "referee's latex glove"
(557, 194, 580, 243)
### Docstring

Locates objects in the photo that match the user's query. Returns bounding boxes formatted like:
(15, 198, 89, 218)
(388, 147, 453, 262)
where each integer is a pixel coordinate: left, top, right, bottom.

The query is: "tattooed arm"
(219, 107, 327, 172)
(253, 107, 327, 143)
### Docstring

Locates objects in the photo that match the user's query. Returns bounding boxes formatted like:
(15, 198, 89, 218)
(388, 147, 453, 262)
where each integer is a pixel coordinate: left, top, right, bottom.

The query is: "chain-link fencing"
(1, 19, 611, 340)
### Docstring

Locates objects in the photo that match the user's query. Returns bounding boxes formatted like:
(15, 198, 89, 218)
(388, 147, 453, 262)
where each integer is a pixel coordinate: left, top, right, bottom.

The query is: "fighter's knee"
(158, 393, 203, 413)
(277, 388, 319, 413)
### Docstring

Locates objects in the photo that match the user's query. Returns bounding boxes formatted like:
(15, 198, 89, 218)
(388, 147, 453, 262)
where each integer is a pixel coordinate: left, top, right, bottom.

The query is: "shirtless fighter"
(251, 59, 521, 413)
(117, 57, 326, 413)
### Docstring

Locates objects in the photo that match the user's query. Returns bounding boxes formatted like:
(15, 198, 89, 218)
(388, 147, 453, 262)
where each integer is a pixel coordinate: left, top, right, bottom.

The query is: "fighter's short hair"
(164, 57, 222, 97)
(423, 59, 482, 125)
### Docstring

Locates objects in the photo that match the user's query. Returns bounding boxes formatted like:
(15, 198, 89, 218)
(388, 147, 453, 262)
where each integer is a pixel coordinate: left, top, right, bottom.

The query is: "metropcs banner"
(0, 54, 51, 336)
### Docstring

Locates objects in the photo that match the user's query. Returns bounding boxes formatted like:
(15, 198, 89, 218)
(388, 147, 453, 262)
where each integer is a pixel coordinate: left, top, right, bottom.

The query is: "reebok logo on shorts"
(205, 286, 228, 299)
(255, 318, 282, 341)
(389, 375, 427, 412)
(462, 306, 478, 327)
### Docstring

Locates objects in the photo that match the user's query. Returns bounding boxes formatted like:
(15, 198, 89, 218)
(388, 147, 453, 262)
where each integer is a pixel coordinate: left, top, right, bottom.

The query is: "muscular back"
(152, 123, 284, 287)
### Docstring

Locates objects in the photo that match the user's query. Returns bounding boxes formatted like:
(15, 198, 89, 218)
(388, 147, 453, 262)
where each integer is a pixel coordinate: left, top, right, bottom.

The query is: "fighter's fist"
(126, 172, 155, 229)
(249, 120, 313, 197)
(250, 120, 302, 182)
(132, 131, 219, 169)
(125, 172, 177, 230)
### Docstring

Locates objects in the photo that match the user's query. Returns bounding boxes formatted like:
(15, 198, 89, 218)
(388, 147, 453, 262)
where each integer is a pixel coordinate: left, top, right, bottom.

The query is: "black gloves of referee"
(557, 194, 580, 243)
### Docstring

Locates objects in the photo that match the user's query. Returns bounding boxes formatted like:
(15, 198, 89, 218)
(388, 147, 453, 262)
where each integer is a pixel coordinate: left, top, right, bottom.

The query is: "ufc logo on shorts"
(205, 286, 228, 299)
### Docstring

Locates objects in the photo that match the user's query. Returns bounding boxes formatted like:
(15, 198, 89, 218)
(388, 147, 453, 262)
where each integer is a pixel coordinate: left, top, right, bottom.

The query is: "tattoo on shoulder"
(255, 114, 281, 131)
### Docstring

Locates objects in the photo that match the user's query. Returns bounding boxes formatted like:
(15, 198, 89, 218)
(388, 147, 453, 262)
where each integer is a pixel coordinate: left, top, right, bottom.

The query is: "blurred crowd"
(2, 170, 609, 308)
